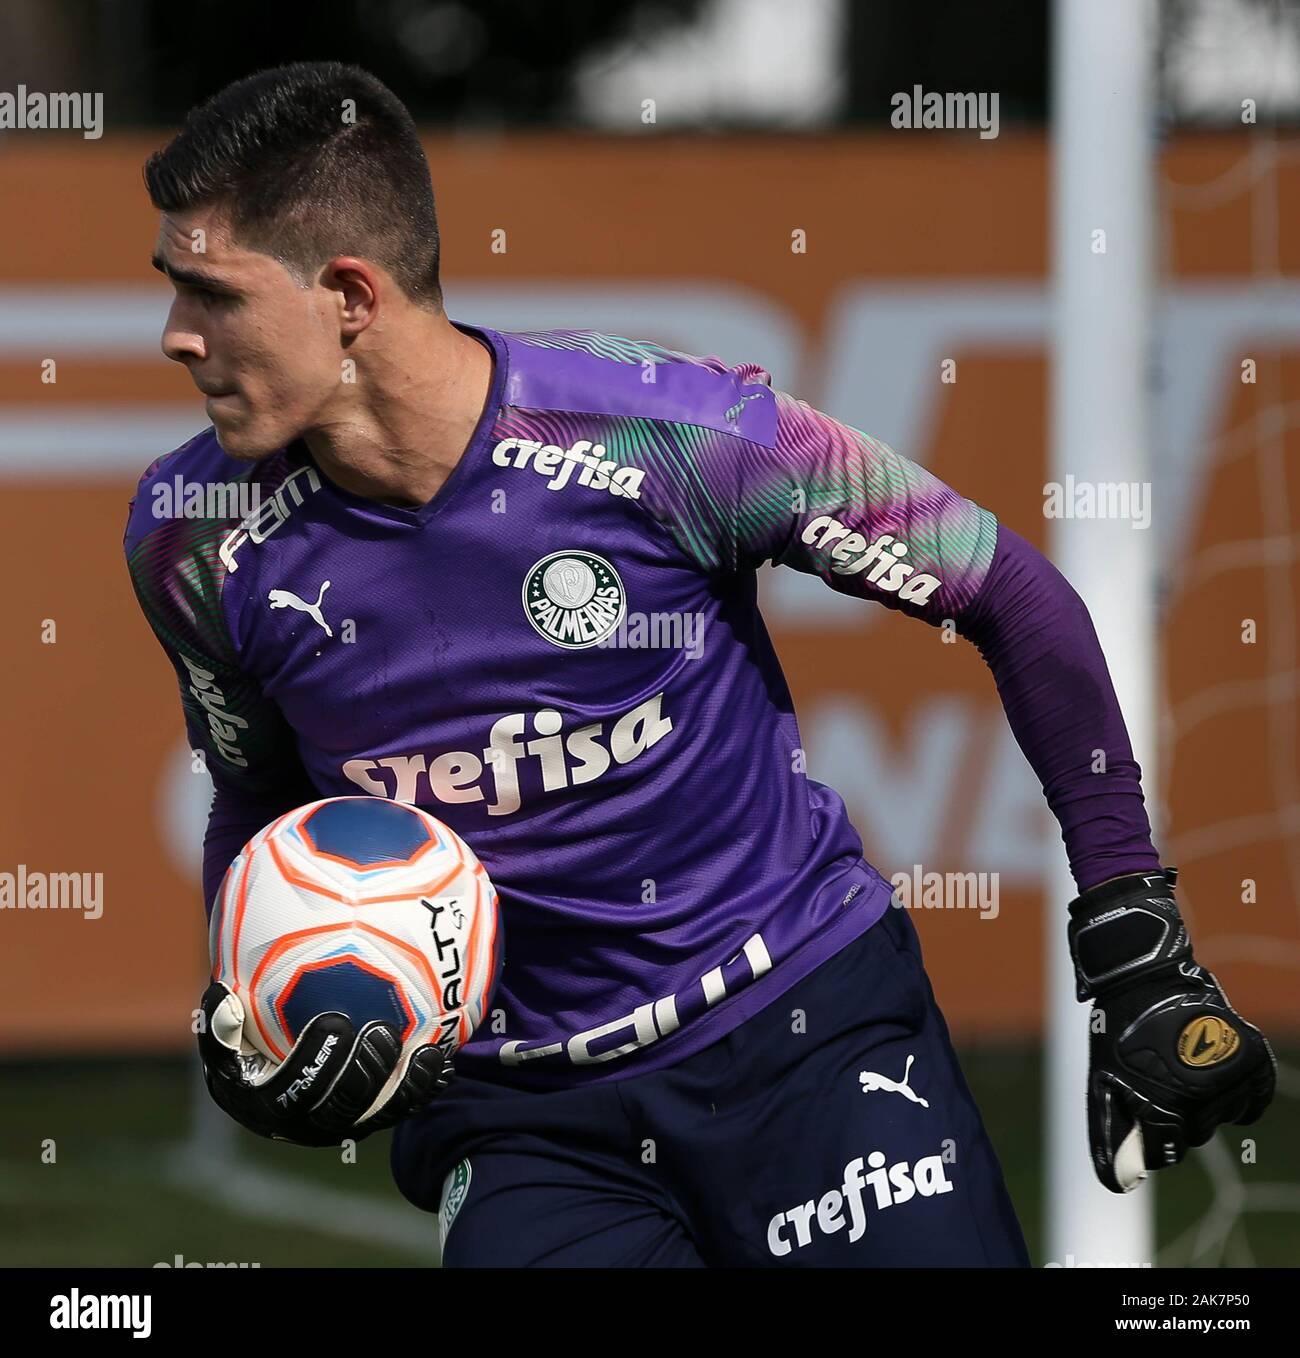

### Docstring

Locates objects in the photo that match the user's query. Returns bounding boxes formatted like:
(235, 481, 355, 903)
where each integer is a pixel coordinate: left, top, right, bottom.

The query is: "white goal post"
(1048, 0, 1158, 1266)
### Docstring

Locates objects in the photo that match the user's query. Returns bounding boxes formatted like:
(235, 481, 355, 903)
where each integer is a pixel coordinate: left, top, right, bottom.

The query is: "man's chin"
(210, 419, 289, 463)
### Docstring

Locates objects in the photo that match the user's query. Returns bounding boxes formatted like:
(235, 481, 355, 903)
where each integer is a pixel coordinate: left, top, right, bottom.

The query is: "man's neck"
(302, 315, 494, 509)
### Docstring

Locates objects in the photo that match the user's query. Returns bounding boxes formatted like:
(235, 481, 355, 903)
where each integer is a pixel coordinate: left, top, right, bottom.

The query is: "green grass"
(1, 1050, 1295, 1267)
(0, 1060, 426, 1267)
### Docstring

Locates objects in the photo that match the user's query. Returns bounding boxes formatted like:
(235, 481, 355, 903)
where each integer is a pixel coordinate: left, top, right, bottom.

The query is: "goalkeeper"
(126, 62, 1275, 1266)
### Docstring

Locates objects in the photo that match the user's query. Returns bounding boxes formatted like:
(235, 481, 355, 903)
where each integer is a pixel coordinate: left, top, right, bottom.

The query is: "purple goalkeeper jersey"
(125, 322, 1158, 1090)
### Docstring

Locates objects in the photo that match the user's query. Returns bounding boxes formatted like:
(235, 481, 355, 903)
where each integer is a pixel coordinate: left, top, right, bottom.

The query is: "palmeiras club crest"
(522, 549, 626, 649)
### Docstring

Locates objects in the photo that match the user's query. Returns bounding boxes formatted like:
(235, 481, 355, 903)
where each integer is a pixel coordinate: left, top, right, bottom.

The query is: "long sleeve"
(952, 523, 1159, 889)
(125, 446, 319, 915)
(198, 780, 311, 913)
(748, 392, 1158, 890)
(638, 380, 1160, 891)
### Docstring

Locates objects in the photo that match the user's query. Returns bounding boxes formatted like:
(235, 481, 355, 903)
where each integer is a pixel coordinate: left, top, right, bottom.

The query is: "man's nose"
(160, 299, 205, 364)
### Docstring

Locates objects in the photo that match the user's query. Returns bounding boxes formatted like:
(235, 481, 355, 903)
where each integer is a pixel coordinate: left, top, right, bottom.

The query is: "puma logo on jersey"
(800, 518, 943, 603)
(724, 390, 768, 423)
(268, 581, 332, 637)
(859, 1053, 930, 1107)
(492, 438, 646, 500)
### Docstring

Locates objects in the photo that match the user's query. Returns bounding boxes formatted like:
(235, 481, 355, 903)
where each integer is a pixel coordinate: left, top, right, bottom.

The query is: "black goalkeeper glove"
(1067, 868, 1276, 1193)
(197, 980, 453, 1147)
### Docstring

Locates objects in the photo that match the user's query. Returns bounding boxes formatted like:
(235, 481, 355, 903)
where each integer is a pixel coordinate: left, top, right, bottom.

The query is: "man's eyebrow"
(150, 254, 239, 294)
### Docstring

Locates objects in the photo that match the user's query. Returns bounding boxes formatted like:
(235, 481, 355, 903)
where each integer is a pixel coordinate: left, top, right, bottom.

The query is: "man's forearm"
(956, 523, 1161, 891)
(202, 778, 316, 916)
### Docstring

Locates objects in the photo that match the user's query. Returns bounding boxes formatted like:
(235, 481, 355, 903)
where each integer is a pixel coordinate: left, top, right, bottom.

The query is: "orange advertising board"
(0, 133, 1296, 1053)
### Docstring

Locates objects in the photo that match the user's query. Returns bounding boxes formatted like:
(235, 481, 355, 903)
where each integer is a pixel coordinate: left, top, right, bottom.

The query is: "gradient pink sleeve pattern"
(713, 389, 1159, 891)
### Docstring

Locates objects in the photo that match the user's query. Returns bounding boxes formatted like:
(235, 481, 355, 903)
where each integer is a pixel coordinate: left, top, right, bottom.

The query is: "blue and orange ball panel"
(299, 798, 438, 870)
(276, 957, 417, 1045)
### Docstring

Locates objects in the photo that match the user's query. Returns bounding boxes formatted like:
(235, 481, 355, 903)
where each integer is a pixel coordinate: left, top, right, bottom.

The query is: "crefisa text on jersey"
(801, 516, 943, 602)
(492, 437, 647, 499)
(342, 693, 673, 813)
(767, 1146, 957, 1257)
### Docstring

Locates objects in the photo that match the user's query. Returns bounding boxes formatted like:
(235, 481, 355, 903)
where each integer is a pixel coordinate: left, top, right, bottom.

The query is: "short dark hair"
(144, 62, 442, 308)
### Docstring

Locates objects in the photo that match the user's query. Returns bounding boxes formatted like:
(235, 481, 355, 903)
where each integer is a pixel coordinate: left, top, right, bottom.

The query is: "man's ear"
(324, 256, 381, 336)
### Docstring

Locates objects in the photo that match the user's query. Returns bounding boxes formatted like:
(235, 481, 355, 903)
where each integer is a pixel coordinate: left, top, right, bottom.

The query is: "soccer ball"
(208, 796, 502, 1111)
